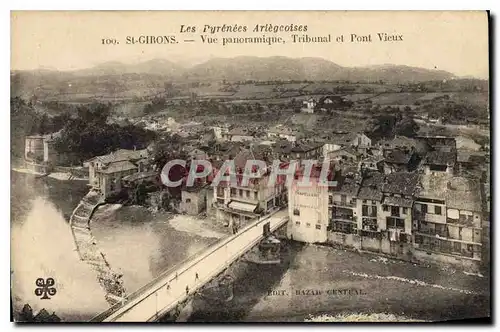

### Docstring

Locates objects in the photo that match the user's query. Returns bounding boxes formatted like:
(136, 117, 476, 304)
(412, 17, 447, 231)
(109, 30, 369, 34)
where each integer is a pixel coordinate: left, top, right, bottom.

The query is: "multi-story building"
(283, 138, 486, 272)
(179, 183, 208, 216)
(356, 171, 385, 251)
(84, 148, 148, 198)
(328, 173, 361, 247)
(24, 131, 61, 173)
(290, 142, 324, 161)
(213, 150, 286, 229)
(413, 173, 483, 271)
(288, 165, 330, 243)
(379, 172, 419, 259)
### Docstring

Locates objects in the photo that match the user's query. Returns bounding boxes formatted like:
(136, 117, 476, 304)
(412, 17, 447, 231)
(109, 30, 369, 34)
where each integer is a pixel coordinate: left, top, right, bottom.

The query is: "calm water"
(10, 171, 218, 321)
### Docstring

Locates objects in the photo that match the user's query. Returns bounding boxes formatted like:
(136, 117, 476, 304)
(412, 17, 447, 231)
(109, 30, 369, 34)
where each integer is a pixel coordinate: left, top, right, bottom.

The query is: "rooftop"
(229, 127, 255, 136)
(122, 171, 158, 182)
(445, 177, 482, 212)
(382, 172, 420, 196)
(424, 150, 456, 166)
(358, 171, 385, 201)
(86, 148, 148, 165)
(383, 195, 414, 208)
(331, 176, 360, 196)
(384, 148, 412, 165)
(419, 173, 482, 212)
(97, 160, 138, 174)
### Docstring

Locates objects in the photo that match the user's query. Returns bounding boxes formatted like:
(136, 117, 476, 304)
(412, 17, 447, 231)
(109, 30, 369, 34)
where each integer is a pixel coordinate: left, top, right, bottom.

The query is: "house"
(455, 135, 481, 151)
(356, 171, 385, 252)
(267, 125, 298, 143)
(380, 172, 419, 236)
(301, 98, 316, 113)
(318, 95, 352, 111)
(24, 131, 61, 173)
(330, 132, 371, 151)
(422, 150, 456, 174)
(288, 165, 330, 243)
(290, 142, 324, 160)
(179, 183, 208, 216)
(358, 155, 384, 173)
(322, 142, 342, 158)
(328, 173, 361, 246)
(417, 135, 457, 152)
(377, 135, 424, 152)
(227, 127, 256, 142)
(413, 173, 483, 271)
(326, 147, 359, 163)
(382, 148, 416, 174)
(213, 150, 287, 230)
(212, 124, 232, 141)
(84, 149, 149, 198)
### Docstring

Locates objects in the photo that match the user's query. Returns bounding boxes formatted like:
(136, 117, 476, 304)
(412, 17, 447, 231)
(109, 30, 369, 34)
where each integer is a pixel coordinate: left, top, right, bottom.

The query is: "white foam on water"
(11, 197, 109, 319)
(343, 270, 478, 295)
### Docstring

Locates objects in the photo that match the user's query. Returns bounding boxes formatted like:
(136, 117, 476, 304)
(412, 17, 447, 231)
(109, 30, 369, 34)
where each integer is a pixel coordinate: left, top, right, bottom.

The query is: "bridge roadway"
(91, 208, 289, 322)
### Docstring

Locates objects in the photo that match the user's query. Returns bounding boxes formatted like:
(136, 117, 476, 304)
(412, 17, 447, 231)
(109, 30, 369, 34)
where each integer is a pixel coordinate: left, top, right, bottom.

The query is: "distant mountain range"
(12, 56, 458, 83)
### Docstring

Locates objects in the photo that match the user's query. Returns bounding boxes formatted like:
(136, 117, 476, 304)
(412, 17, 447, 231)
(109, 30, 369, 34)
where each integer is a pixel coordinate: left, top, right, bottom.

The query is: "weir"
(69, 190, 126, 304)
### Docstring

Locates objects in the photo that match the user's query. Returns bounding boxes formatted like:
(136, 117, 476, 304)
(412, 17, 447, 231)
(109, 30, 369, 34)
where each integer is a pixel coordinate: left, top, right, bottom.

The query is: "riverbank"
(11, 167, 88, 181)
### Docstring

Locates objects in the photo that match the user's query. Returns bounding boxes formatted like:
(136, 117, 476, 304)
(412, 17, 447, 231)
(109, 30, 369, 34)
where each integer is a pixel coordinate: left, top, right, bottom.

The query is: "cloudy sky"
(11, 11, 489, 78)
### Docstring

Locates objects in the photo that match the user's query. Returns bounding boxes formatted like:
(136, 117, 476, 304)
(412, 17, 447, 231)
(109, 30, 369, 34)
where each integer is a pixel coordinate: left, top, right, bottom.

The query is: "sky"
(11, 11, 489, 78)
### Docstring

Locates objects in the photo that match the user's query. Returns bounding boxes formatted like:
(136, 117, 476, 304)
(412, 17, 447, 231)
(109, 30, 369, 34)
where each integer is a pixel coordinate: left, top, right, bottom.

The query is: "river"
(10, 171, 490, 322)
(10, 171, 219, 321)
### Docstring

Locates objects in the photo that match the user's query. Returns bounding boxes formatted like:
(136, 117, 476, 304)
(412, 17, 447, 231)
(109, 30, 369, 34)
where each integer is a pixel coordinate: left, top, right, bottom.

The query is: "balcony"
(330, 200, 356, 208)
(446, 217, 476, 228)
(331, 215, 357, 223)
(414, 211, 446, 224)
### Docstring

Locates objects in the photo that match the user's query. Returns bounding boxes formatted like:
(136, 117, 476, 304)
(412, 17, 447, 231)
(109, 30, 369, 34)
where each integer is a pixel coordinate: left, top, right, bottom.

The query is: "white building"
(288, 166, 330, 243)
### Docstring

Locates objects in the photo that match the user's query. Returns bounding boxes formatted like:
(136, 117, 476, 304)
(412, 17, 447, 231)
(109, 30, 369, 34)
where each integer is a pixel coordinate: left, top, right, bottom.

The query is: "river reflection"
(10, 171, 218, 321)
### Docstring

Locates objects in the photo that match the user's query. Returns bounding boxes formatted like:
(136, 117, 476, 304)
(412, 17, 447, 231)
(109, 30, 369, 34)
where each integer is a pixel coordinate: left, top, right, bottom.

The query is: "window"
(383, 205, 388, 211)
(391, 206, 400, 217)
(421, 204, 428, 214)
(332, 221, 357, 234)
(230, 188, 236, 195)
(363, 200, 367, 204)
(316, 224, 321, 230)
(254, 191, 258, 200)
(306, 223, 311, 228)
(435, 206, 442, 215)
(467, 244, 473, 252)
(362, 205, 369, 216)
(435, 224, 447, 237)
(453, 242, 461, 252)
(295, 221, 300, 226)
(246, 190, 250, 198)
(293, 208, 300, 216)
(402, 207, 408, 215)
(387, 217, 405, 229)
(186, 198, 191, 203)
(239, 189, 243, 196)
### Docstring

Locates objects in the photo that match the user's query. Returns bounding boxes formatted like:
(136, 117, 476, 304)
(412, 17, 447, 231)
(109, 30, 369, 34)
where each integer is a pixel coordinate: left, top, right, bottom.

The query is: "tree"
(394, 117, 420, 138)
